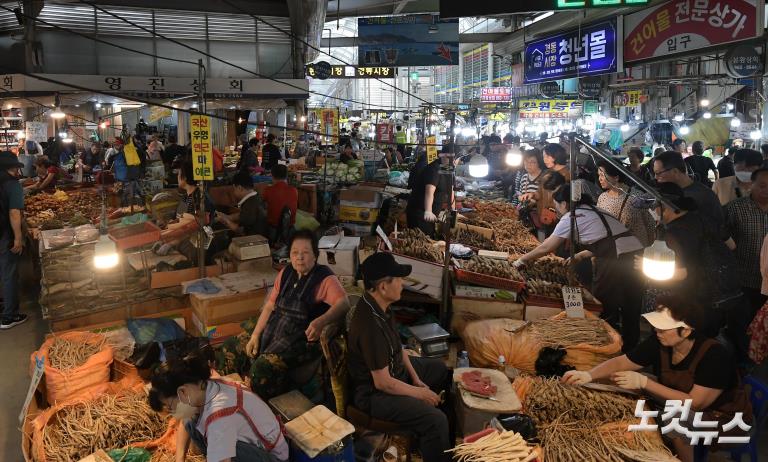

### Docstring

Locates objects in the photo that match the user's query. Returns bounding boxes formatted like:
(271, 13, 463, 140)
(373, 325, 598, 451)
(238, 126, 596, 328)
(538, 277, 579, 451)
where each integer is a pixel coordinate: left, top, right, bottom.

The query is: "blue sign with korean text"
(524, 18, 621, 84)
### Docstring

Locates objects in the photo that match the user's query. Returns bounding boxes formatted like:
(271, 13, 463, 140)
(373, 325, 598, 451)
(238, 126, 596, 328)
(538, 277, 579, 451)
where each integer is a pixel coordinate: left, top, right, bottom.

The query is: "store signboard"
(426, 135, 438, 163)
(519, 99, 583, 118)
(623, 0, 763, 63)
(724, 45, 763, 78)
(583, 100, 600, 114)
(306, 64, 396, 79)
(613, 90, 645, 107)
(524, 18, 621, 84)
(480, 87, 512, 102)
(358, 15, 459, 66)
(24, 121, 47, 143)
(440, 0, 650, 17)
(190, 115, 213, 181)
(0, 74, 309, 98)
(376, 123, 394, 143)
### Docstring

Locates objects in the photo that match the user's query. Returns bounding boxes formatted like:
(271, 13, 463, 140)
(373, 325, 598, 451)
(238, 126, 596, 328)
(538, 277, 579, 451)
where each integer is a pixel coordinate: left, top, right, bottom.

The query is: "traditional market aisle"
(0, 255, 47, 462)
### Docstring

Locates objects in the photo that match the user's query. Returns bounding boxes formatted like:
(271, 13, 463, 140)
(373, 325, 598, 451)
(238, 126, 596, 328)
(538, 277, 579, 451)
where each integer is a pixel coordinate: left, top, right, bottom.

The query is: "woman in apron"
(225, 230, 350, 400)
(515, 183, 645, 350)
(563, 295, 752, 462)
(148, 351, 289, 462)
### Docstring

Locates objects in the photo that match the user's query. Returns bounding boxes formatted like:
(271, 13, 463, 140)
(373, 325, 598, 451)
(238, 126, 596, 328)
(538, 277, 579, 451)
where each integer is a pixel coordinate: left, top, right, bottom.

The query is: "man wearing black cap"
(0, 151, 27, 330)
(347, 252, 451, 462)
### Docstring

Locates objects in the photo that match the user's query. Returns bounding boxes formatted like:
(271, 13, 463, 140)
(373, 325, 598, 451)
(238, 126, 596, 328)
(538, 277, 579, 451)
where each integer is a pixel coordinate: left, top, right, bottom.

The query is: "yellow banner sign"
(190, 115, 213, 181)
(315, 108, 339, 143)
(519, 99, 583, 119)
(148, 106, 173, 123)
(613, 91, 644, 108)
(426, 135, 438, 164)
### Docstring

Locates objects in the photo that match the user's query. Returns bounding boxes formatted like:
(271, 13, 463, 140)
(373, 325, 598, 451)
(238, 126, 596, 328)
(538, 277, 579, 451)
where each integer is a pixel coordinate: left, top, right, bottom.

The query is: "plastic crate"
(454, 268, 526, 292)
(108, 221, 161, 250)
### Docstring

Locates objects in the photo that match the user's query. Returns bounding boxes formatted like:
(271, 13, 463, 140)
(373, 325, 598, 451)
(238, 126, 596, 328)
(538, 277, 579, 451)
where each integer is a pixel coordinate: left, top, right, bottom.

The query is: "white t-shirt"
(553, 206, 643, 256)
(196, 381, 289, 462)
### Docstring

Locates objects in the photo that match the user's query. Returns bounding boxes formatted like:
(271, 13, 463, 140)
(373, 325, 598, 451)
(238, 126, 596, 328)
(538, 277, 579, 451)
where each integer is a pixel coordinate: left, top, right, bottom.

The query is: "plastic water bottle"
(457, 350, 469, 368)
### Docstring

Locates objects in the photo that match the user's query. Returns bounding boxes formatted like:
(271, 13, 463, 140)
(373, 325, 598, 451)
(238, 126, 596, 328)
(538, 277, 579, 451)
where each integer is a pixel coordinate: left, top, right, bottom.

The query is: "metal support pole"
(568, 132, 577, 263)
(197, 59, 206, 278)
(439, 111, 457, 327)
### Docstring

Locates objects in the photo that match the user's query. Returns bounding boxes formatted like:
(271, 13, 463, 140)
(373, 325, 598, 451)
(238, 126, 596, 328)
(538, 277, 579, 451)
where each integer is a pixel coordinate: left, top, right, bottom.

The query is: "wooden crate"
(50, 296, 189, 332)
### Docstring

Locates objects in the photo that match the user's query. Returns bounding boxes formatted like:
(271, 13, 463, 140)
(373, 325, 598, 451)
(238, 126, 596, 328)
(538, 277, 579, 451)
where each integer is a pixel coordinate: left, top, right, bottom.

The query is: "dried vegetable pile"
(519, 377, 675, 462)
(529, 318, 612, 348)
(454, 228, 497, 250)
(462, 199, 518, 223)
(489, 218, 540, 254)
(48, 336, 107, 370)
(26, 190, 102, 229)
(464, 256, 523, 281)
(38, 390, 170, 462)
(520, 256, 569, 285)
(447, 431, 537, 462)
(392, 228, 443, 263)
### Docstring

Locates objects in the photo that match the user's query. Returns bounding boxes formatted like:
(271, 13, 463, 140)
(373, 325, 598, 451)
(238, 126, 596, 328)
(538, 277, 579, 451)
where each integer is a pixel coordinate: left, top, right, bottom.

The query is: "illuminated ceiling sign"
(439, 0, 649, 16)
(306, 64, 396, 79)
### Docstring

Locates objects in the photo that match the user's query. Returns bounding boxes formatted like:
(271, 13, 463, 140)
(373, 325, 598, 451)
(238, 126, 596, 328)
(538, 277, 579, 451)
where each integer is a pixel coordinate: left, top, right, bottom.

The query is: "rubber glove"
(424, 211, 438, 222)
(512, 258, 526, 268)
(561, 370, 592, 385)
(613, 371, 648, 390)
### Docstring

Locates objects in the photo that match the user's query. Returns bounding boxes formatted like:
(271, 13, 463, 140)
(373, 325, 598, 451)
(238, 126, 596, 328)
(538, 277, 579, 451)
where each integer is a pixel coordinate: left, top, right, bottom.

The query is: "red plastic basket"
(454, 268, 526, 291)
(108, 221, 161, 250)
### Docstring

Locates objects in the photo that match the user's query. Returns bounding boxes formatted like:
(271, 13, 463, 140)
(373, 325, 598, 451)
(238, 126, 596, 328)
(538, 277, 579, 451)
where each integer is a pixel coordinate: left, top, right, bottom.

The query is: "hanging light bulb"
(468, 154, 489, 178)
(750, 129, 762, 140)
(673, 114, 684, 122)
(634, 114, 642, 121)
(93, 234, 119, 269)
(300, 115, 306, 122)
(461, 127, 475, 137)
(642, 240, 676, 281)
(50, 107, 65, 119)
(731, 118, 742, 128)
(620, 123, 630, 132)
(700, 98, 710, 107)
(679, 125, 690, 135)
(95, 102, 102, 109)
(506, 150, 523, 167)
(726, 102, 734, 111)
(702, 111, 712, 119)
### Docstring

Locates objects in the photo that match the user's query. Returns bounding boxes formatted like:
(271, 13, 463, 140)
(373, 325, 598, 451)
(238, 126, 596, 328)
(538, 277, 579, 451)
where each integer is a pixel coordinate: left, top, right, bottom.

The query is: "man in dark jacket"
(261, 134, 282, 172)
(0, 151, 27, 330)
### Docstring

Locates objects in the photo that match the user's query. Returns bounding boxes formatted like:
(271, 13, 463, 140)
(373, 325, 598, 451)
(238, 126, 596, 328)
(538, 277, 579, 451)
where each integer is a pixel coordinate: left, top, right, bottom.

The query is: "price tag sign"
(562, 286, 585, 318)
(376, 225, 393, 251)
(19, 354, 45, 424)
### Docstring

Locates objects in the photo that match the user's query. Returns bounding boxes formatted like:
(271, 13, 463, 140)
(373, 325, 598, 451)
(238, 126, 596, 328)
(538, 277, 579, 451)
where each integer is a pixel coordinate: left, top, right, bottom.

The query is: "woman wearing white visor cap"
(562, 294, 752, 462)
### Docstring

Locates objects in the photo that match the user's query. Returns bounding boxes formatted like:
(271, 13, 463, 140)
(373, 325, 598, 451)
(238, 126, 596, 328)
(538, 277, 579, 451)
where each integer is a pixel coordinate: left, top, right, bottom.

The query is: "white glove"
(424, 211, 438, 222)
(561, 370, 592, 385)
(612, 371, 648, 390)
(512, 258, 526, 268)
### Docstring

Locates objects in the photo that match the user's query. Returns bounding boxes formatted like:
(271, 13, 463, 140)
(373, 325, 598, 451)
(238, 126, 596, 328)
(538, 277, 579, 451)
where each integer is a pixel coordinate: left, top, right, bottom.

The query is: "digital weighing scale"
(407, 323, 450, 358)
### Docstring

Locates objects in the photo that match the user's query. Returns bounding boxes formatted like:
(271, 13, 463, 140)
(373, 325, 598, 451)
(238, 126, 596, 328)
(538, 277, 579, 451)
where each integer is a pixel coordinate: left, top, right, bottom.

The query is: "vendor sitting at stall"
(149, 351, 289, 462)
(215, 170, 268, 237)
(562, 295, 752, 462)
(262, 164, 297, 244)
(406, 156, 446, 237)
(340, 143, 358, 163)
(239, 230, 349, 399)
(514, 183, 645, 351)
(347, 252, 452, 462)
(24, 157, 62, 193)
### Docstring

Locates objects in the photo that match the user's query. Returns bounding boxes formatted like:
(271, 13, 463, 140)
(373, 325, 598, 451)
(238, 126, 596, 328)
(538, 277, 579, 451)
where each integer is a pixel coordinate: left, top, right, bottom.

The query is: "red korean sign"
(375, 123, 394, 143)
(624, 0, 763, 63)
(480, 87, 512, 103)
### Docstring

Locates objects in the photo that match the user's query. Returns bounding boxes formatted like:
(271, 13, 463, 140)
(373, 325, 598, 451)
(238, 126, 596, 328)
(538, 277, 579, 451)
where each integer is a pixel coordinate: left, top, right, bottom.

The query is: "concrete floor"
(0, 256, 767, 461)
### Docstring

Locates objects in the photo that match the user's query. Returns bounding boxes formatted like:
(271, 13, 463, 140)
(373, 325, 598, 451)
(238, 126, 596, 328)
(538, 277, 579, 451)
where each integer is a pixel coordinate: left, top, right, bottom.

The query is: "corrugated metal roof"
(0, 1, 292, 45)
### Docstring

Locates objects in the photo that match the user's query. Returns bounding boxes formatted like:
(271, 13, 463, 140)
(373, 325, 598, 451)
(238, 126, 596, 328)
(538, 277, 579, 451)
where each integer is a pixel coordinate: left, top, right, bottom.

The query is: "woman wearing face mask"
(648, 182, 741, 338)
(562, 296, 751, 462)
(514, 183, 645, 351)
(149, 352, 289, 462)
(712, 148, 764, 205)
(596, 160, 656, 247)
